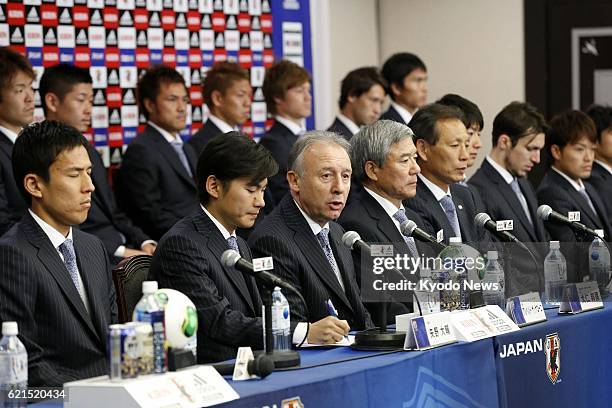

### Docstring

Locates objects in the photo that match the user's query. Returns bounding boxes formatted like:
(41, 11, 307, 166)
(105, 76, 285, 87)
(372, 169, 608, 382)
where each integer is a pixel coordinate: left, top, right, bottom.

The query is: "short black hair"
(492, 101, 548, 146)
(137, 65, 187, 120)
(547, 110, 597, 155)
(437, 94, 483, 131)
(39, 64, 93, 115)
(338, 67, 387, 109)
(381, 52, 426, 101)
(196, 132, 278, 204)
(12, 120, 89, 204)
(585, 104, 612, 143)
(409, 103, 465, 146)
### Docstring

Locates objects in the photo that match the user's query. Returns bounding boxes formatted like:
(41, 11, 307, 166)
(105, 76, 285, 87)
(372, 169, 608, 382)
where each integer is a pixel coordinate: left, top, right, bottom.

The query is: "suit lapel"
(146, 126, 196, 187)
(417, 178, 455, 242)
(585, 182, 611, 237)
(22, 215, 99, 339)
(450, 188, 473, 242)
(194, 212, 256, 314)
(552, 171, 603, 227)
(88, 147, 114, 217)
(283, 198, 353, 311)
(519, 177, 546, 241)
(0, 132, 12, 160)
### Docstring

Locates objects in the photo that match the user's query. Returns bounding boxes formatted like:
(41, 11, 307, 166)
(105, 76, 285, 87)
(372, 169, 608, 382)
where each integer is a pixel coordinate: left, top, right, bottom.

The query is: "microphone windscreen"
(537, 205, 552, 221)
(250, 354, 274, 378)
(474, 212, 491, 228)
(342, 231, 361, 249)
(400, 220, 417, 236)
(221, 249, 241, 268)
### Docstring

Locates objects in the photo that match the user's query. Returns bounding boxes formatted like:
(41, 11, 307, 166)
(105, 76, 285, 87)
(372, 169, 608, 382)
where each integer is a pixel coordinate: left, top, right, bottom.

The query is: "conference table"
(33, 306, 612, 408)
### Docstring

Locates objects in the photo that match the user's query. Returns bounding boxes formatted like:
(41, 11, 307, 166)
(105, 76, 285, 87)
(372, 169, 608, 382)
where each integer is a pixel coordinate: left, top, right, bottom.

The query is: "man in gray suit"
(0, 121, 117, 386)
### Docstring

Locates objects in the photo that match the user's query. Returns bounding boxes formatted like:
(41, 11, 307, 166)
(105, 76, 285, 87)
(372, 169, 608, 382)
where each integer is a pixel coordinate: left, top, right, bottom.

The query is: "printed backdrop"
(0, 0, 312, 167)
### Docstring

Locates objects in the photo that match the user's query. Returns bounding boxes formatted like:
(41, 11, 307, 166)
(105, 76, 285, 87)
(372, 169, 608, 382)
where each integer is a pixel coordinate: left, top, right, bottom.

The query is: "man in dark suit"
(339, 120, 430, 322)
(327, 67, 386, 140)
(0, 47, 35, 236)
(250, 132, 373, 341)
(39, 64, 155, 263)
(380, 53, 428, 125)
(118, 65, 199, 240)
(188, 62, 252, 155)
(538, 110, 612, 282)
(469, 102, 549, 296)
(260, 60, 312, 204)
(405, 104, 488, 246)
(585, 104, 612, 224)
(0, 121, 117, 386)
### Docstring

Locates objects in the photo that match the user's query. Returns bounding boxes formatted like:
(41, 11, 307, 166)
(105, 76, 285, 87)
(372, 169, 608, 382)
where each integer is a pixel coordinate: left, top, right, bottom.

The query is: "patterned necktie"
(227, 236, 240, 254)
(316, 228, 345, 291)
(510, 178, 533, 225)
(58, 239, 87, 309)
(170, 139, 193, 177)
(578, 188, 598, 216)
(439, 195, 461, 240)
(392, 209, 420, 259)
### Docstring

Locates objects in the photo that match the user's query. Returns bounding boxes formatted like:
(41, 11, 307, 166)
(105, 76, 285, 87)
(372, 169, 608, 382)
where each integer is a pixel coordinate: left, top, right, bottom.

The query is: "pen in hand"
(325, 299, 349, 342)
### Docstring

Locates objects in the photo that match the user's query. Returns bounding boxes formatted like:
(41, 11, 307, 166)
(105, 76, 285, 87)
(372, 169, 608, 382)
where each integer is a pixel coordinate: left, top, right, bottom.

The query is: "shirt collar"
(274, 115, 305, 136)
(336, 113, 360, 136)
(207, 114, 237, 134)
(201, 205, 236, 240)
(0, 125, 19, 144)
(486, 155, 514, 184)
(594, 159, 612, 176)
(147, 121, 181, 144)
(552, 166, 585, 191)
(390, 101, 415, 125)
(363, 186, 403, 218)
(418, 173, 450, 201)
(28, 209, 73, 249)
(293, 199, 330, 236)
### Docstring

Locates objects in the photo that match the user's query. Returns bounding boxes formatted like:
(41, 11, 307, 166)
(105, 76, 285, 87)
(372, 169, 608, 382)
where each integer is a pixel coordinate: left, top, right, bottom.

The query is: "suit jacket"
(587, 161, 612, 227)
(0, 131, 27, 236)
(380, 105, 407, 125)
(117, 125, 199, 240)
(79, 146, 150, 261)
(149, 209, 263, 363)
(327, 117, 353, 140)
(338, 188, 431, 322)
(537, 169, 612, 282)
(0, 213, 117, 387)
(469, 160, 549, 295)
(259, 121, 298, 204)
(187, 119, 223, 157)
(248, 196, 373, 330)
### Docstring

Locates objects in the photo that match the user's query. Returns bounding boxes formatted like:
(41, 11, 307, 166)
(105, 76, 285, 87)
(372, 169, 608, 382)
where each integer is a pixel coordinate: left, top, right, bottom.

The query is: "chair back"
(112, 255, 152, 323)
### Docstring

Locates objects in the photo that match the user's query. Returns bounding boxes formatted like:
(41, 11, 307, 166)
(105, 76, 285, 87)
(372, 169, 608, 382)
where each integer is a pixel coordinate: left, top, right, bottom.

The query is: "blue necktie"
(510, 178, 533, 225)
(439, 195, 461, 240)
(392, 209, 420, 259)
(578, 188, 597, 216)
(317, 228, 344, 291)
(59, 239, 87, 309)
(227, 236, 239, 254)
(170, 139, 193, 177)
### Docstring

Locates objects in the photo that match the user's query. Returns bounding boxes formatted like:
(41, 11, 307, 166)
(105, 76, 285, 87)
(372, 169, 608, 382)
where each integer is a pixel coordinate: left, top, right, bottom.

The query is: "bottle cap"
(142, 281, 158, 294)
(487, 251, 498, 260)
(2, 322, 18, 336)
(550, 241, 560, 249)
(274, 286, 281, 291)
(449, 237, 462, 244)
(595, 229, 604, 239)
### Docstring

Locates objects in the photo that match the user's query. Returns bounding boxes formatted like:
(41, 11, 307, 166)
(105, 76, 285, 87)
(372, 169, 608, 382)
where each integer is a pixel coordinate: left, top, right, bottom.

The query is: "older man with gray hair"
(339, 120, 427, 321)
(249, 131, 373, 345)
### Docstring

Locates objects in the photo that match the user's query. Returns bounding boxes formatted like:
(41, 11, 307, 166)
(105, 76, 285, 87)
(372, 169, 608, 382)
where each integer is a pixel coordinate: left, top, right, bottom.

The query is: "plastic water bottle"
(543, 241, 567, 305)
(482, 251, 506, 309)
(133, 281, 167, 373)
(0, 322, 27, 408)
(589, 229, 610, 296)
(271, 287, 291, 352)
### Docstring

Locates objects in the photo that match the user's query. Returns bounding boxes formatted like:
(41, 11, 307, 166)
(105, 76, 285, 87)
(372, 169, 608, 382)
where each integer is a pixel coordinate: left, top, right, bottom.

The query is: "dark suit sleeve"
(120, 143, 181, 236)
(260, 137, 289, 204)
(0, 245, 77, 386)
(152, 234, 263, 348)
(0, 169, 20, 236)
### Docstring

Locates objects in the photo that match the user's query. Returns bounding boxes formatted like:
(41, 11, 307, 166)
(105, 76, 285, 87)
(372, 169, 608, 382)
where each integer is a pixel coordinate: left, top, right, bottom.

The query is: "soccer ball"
(155, 289, 198, 349)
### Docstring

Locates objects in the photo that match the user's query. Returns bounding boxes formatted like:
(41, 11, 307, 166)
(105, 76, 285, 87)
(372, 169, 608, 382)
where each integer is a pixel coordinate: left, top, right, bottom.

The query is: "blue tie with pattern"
(316, 228, 345, 291)
(510, 178, 533, 225)
(59, 239, 87, 307)
(227, 236, 240, 254)
(170, 139, 193, 177)
(392, 209, 420, 259)
(439, 195, 461, 240)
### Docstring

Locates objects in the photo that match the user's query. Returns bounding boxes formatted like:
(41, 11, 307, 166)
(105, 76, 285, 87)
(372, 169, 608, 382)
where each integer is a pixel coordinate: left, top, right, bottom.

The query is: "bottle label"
(0, 352, 27, 384)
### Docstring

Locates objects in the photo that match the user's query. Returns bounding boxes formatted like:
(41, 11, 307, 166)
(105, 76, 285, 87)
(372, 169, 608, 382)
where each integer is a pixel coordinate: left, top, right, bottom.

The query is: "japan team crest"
(544, 332, 561, 384)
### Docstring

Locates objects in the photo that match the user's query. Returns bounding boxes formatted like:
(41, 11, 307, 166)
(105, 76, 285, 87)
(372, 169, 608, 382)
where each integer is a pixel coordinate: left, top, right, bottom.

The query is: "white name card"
(559, 281, 603, 314)
(496, 220, 514, 231)
(252, 257, 273, 272)
(451, 305, 520, 342)
(506, 292, 547, 327)
(568, 211, 580, 222)
(404, 311, 456, 350)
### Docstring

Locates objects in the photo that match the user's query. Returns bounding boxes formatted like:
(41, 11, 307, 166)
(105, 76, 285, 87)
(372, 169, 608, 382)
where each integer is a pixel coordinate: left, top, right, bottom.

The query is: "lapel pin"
(458, 204, 463, 210)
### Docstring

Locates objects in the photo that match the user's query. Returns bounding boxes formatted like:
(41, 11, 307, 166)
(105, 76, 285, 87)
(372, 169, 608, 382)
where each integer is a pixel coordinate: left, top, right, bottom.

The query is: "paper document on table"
(298, 335, 355, 348)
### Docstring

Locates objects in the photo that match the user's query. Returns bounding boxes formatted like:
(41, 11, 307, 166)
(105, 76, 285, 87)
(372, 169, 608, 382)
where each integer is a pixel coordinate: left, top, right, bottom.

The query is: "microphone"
(221, 250, 294, 292)
(213, 353, 274, 378)
(342, 231, 372, 255)
(474, 213, 521, 243)
(537, 205, 599, 237)
(400, 220, 446, 253)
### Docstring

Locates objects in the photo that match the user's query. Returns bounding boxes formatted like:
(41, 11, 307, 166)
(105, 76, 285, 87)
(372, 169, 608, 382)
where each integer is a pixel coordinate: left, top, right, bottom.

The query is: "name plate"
(559, 281, 603, 314)
(436, 229, 444, 243)
(568, 211, 580, 222)
(252, 257, 273, 272)
(496, 220, 513, 231)
(404, 311, 456, 350)
(506, 292, 547, 327)
(451, 305, 520, 342)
